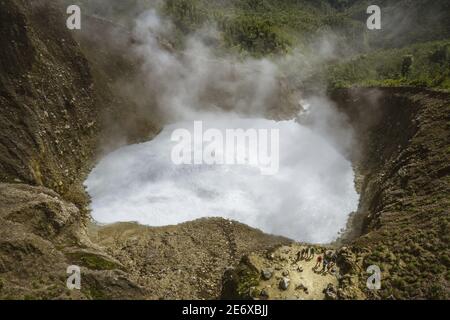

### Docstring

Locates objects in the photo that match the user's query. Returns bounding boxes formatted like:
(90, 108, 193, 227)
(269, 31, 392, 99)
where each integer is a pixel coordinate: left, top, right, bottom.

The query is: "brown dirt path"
(247, 243, 339, 300)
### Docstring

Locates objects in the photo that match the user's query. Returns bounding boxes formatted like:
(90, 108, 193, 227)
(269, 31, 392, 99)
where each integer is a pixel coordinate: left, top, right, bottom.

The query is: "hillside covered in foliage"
(161, 0, 450, 90)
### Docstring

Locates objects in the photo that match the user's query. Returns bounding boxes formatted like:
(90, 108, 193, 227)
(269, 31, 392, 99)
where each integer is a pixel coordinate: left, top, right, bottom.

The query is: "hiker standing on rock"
(327, 252, 337, 273)
(296, 248, 304, 262)
(308, 247, 315, 260)
(299, 248, 307, 261)
(322, 252, 330, 273)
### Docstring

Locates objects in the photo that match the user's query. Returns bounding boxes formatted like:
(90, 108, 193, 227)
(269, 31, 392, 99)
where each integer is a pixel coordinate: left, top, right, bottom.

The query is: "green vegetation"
(160, 0, 450, 89)
(163, 0, 207, 32)
(84, 285, 109, 300)
(162, 0, 363, 55)
(327, 41, 450, 90)
(66, 252, 122, 271)
(235, 266, 260, 298)
(221, 14, 293, 55)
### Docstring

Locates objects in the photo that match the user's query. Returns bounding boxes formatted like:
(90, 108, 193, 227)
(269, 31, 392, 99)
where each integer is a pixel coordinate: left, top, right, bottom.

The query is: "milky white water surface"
(85, 118, 358, 243)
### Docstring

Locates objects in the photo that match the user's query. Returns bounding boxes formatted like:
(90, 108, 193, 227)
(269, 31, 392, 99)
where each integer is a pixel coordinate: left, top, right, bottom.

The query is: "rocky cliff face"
(334, 88, 450, 299)
(0, 183, 147, 299)
(0, 0, 98, 205)
(0, 0, 146, 299)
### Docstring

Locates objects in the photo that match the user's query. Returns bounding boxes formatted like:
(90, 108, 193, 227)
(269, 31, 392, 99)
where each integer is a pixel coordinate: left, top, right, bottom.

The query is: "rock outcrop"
(0, 183, 145, 299)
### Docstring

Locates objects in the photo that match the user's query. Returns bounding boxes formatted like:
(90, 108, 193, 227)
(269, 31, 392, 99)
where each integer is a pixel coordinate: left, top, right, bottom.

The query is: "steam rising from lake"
(85, 118, 358, 243)
(84, 8, 359, 243)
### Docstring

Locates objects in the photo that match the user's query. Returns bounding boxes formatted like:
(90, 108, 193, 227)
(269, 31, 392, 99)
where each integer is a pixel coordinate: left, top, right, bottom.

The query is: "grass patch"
(66, 252, 121, 271)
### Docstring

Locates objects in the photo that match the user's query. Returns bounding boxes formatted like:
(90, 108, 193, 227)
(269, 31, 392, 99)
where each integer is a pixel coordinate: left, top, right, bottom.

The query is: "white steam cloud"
(85, 7, 359, 243)
(118, 9, 279, 122)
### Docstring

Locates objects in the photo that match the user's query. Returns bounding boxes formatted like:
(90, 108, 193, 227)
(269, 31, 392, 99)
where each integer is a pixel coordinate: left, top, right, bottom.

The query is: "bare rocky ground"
(0, 0, 448, 300)
(222, 244, 343, 300)
(90, 220, 290, 299)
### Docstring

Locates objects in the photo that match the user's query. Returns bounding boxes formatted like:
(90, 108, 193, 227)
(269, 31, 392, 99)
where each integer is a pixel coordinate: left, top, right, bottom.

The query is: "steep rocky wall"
(0, 0, 149, 300)
(332, 88, 449, 236)
(331, 87, 450, 299)
(0, 0, 98, 206)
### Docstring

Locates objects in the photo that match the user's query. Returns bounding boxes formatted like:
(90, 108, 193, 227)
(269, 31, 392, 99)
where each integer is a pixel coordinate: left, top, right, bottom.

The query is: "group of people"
(295, 247, 338, 275)
(313, 250, 337, 274)
(296, 246, 315, 261)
